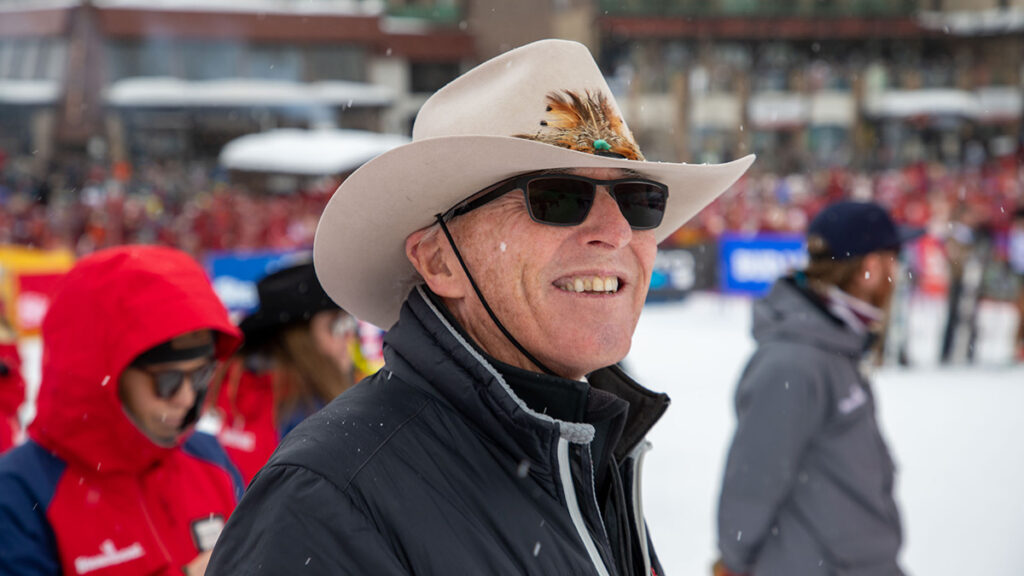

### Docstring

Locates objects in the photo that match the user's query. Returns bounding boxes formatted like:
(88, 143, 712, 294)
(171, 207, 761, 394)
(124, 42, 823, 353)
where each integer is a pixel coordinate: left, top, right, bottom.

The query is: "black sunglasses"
(140, 362, 217, 400)
(442, 172, 669, 230)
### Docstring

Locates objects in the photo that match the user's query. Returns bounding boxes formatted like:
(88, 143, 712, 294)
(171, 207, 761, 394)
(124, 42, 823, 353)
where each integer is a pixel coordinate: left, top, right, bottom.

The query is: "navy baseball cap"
(807, 201, 925, 260)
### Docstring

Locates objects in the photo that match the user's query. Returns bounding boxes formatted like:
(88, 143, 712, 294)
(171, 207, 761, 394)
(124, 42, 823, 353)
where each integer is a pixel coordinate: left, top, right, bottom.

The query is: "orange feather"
(515, 90, 644, 161)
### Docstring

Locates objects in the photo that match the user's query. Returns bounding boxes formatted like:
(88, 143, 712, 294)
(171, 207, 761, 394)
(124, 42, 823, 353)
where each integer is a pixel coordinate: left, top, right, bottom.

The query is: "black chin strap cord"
(435, 214, 558, 377)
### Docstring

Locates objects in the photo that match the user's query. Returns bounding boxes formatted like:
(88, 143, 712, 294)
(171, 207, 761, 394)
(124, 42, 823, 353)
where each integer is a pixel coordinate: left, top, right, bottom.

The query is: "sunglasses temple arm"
(433, 215, 559, 377)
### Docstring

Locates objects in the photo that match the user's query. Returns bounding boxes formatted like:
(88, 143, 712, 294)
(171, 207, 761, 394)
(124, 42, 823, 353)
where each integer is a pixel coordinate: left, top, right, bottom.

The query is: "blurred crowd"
(674, 154, 1023, 247)
(0, 156, 336, 260)
(1, 151, 1023, 267)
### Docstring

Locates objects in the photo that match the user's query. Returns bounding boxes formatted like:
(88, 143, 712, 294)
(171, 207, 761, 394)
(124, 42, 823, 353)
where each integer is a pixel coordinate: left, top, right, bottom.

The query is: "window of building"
(305, 45, 366, 82)
(182, 41, 242, 80)
(139, 39, 178, 77)
(41, 39, 67, 81)
(0, 39, 42, 80)
(246, 44, 302, 81)
(106, 40, 141, 80)
(409, 61, 460, 93)
(0, 40, 14, 79)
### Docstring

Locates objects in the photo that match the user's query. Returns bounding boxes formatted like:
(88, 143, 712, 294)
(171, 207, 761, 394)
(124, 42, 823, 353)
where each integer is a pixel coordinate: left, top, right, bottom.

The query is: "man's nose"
(580, 188, 632, 248)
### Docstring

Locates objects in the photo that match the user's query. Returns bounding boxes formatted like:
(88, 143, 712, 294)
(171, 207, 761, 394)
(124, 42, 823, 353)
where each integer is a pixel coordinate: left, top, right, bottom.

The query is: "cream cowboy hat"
(314, 39, 755, 329)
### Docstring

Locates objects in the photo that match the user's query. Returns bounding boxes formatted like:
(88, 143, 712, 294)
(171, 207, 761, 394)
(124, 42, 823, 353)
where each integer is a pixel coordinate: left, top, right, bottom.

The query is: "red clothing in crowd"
(205, 361, 279, 485)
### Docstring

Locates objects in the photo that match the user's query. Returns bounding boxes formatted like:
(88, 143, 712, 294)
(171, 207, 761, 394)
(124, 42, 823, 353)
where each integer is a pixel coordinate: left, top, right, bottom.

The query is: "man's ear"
(405, 227, 467, 299)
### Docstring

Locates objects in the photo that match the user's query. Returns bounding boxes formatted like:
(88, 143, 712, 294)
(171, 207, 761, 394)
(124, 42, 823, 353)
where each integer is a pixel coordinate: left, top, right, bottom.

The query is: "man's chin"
(553, 347, 630, 379)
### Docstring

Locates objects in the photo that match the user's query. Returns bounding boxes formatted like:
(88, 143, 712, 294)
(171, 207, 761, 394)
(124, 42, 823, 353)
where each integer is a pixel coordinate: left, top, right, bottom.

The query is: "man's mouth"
(555, 275, 620, 294)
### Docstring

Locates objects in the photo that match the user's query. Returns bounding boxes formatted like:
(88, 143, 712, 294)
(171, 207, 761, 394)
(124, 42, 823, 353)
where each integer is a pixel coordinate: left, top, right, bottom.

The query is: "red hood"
(29, 246, 241, 473)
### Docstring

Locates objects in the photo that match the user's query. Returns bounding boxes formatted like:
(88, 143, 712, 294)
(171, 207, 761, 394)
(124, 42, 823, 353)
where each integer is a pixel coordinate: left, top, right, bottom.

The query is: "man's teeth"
(559, 276, 619, 293)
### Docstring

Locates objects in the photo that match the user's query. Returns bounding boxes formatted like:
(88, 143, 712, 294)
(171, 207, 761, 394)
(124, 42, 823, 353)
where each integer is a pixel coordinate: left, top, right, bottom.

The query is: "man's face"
(861, 250, 900, 311)
(443, 167, 658, 379)
(119, 356, 212, 446)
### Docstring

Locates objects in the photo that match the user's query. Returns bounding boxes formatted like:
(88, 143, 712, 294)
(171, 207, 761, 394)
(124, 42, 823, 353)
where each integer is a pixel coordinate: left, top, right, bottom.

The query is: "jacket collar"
(382, 286, 668, 486)
(753, 276, 871, 357)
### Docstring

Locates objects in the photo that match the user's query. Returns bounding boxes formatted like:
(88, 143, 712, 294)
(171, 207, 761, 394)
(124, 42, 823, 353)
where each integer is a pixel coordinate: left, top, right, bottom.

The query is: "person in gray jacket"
(715, 201, 922, 576)
(207, 39, 754, 575)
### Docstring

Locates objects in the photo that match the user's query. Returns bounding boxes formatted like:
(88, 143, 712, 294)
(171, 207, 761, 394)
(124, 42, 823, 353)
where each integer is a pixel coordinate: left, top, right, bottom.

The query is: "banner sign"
(0, 246, 75, 336)
(718, 233, 807, 295)
(205, 250, 306, 313)
(648, 242, 718, 302)
(14, 273, 66, 334)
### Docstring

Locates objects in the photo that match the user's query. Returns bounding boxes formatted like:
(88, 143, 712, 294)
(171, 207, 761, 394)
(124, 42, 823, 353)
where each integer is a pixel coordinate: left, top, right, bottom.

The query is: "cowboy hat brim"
(314, 134, 754, 329)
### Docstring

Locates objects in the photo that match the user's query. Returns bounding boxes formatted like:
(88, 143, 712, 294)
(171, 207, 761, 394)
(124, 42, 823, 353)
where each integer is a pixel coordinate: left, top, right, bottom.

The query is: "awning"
(105, 77, 394, 108)
(0, 80, 60, 105)
(918, 8, 1024, 35)
(218, 127, 409, 175)
(92, 0, 380, 16)
(864, 88, 1021, 121)
(809, 91, 856, 126)
(975, 87, 1022, 121)
(864, 89, 978, 118)
(748, 92, 809, 128)
(690, 93, 741, 129)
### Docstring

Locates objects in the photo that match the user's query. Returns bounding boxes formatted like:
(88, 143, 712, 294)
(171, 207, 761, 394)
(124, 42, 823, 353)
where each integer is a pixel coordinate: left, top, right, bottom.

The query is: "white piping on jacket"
(558, 437, 611, 576)
(631, 440, 653, 576)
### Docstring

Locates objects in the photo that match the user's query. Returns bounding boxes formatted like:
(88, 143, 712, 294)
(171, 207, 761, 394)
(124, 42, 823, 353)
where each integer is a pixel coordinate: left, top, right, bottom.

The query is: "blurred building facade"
(592, 0, 1024, 171)
(0, 0, 472, 179)
(0, 0, 1021, 180)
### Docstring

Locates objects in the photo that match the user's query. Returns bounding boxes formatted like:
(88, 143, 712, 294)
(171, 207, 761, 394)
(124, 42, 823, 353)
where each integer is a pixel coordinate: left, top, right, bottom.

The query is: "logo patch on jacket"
(218, 427, 257, 452)
(837, 384, 867, 415)
(73, 540, 145, 574)
(192, 515, 226, 552)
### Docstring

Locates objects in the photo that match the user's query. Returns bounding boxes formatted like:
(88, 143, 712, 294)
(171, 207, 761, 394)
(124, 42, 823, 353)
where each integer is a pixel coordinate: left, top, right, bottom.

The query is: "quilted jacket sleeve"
(207, 463, 411, 576)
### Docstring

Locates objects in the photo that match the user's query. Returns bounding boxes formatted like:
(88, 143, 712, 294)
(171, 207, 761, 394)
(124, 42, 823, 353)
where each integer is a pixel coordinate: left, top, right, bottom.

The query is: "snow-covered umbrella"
(218, 128, 410, 176)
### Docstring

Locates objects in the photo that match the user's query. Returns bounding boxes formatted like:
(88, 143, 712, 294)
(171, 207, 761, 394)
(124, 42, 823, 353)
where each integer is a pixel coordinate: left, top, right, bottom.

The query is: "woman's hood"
(29, 246, 241, 473)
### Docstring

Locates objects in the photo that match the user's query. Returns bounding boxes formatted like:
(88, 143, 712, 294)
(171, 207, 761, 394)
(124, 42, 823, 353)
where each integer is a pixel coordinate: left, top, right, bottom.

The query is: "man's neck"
(439, 292, 584, 380)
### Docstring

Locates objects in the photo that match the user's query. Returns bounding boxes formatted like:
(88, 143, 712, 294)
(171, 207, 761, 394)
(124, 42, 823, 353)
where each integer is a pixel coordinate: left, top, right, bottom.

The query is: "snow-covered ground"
(628, 293, 1024, 576)
(14, 292, 1023, 574)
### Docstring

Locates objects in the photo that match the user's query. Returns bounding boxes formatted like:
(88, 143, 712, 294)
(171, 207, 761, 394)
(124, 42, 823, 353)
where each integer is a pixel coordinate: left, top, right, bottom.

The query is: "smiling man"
(208, 39, 753, 576)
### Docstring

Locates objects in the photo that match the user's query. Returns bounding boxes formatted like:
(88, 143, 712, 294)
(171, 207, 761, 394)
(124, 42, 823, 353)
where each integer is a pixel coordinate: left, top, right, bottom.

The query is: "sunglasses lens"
(151, 363, 215, 399)
(613, 182, 668, 230)
(153, 371, 186, 399)
(526, 178, 595, 225)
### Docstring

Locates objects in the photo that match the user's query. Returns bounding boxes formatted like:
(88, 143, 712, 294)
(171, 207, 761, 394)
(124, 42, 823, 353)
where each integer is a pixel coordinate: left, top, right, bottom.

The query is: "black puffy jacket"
(208, 286, 670, 576)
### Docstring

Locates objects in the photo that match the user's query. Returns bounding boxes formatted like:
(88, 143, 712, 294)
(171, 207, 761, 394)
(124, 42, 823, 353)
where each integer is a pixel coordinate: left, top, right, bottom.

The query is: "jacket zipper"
(629, 441, 653, 576)
(138, 482, 173, 567)
(557, 437, 611, 576)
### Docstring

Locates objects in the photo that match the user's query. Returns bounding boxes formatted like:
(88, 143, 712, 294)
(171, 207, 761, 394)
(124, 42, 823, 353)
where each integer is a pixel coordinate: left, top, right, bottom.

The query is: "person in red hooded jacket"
(0, 245, 243, 576)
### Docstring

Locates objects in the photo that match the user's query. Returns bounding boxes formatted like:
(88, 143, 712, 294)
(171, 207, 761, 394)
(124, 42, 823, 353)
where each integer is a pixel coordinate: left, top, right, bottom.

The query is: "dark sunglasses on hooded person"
(441, 169, 669, 230)
(129, 330, 219, 400)
(137, 362, 218, 400)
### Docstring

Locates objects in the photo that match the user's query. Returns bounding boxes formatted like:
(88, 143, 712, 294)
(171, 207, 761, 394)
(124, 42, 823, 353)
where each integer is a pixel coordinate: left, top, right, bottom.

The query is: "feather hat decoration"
(516, 90, 645, 161)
